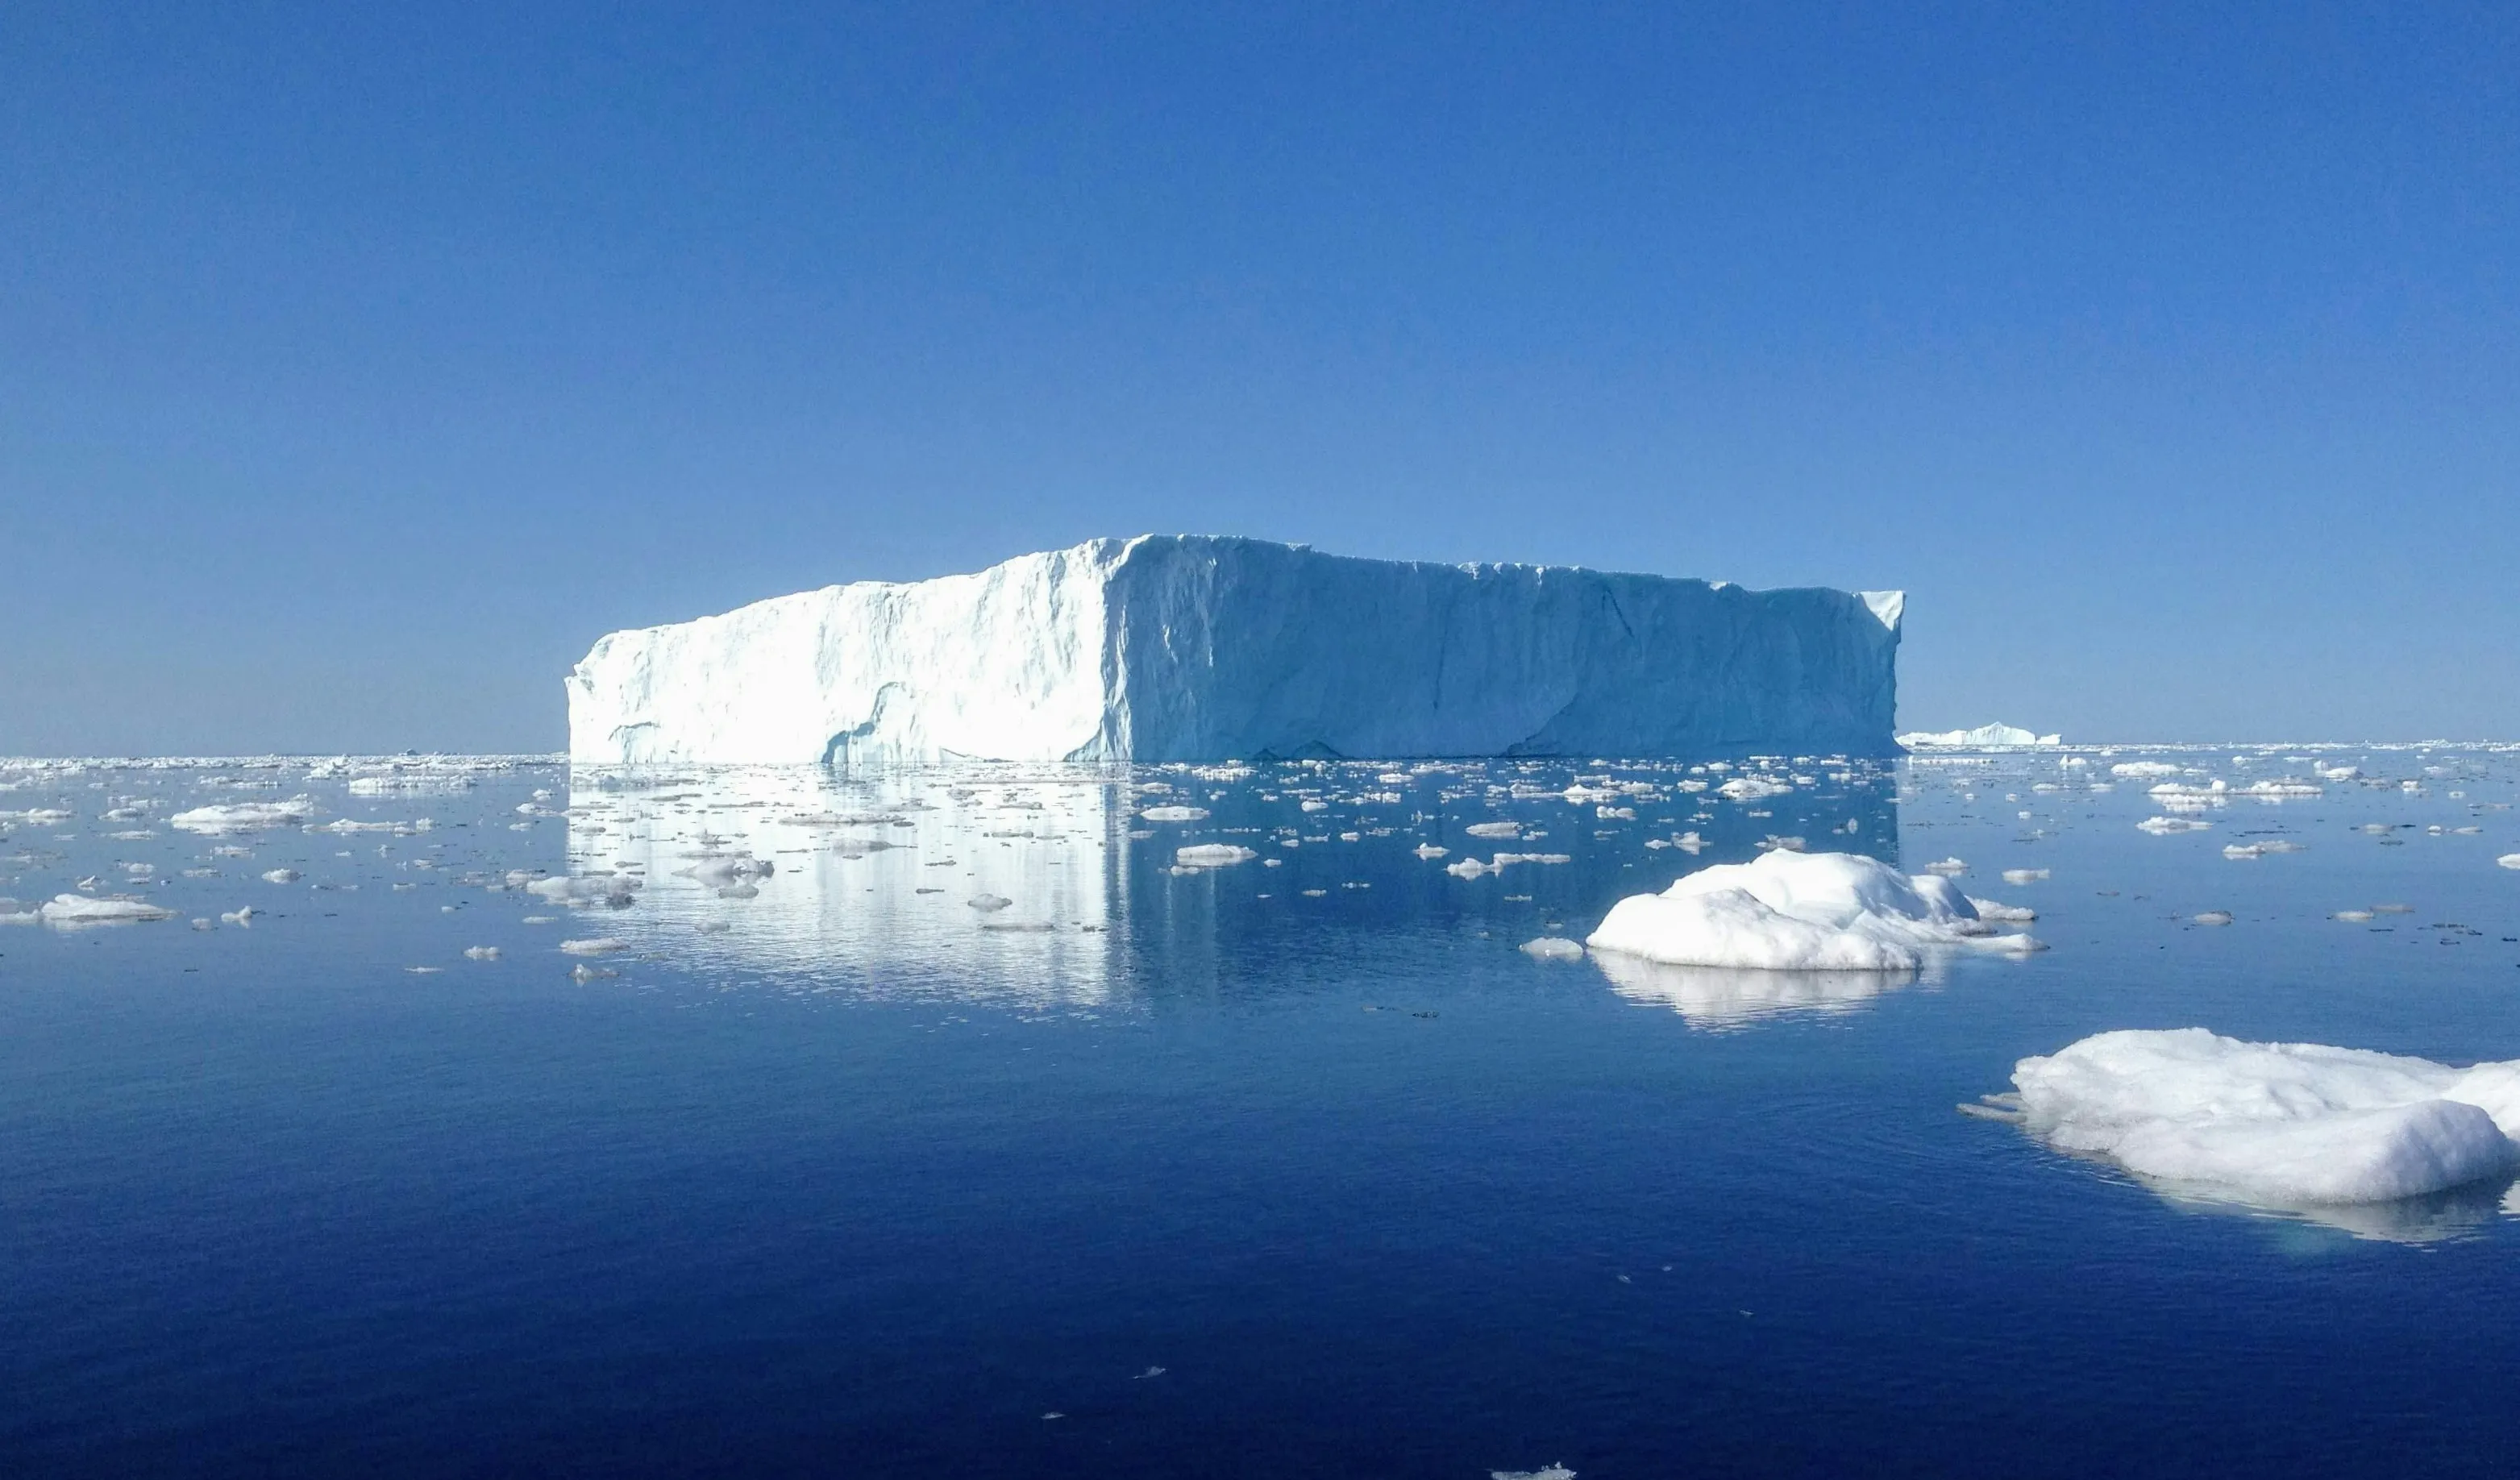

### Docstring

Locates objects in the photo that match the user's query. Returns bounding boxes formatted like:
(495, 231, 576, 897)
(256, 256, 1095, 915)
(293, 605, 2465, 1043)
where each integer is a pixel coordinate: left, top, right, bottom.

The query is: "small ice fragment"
(1492, 1466, 1576, 1480)
(1174, 844, 1257, 868)
(967, 894, 1013, 912)
(560, 937, 627, 955)
(2001, 868, 2049, 885)
(1464, 821, 1520, 838)
(1414, 843, 1449, 859)
(1139, 805, 1209, 821)
(2499, 854, 2520, 871)
(569, 964, 617, 982)
(261, 868, 301, 884)
(2332, 909, 2375, 922)
(2190, 911, 2234, 926)
(464, 946, 501, 961)
(1520, 937, 1586, 961)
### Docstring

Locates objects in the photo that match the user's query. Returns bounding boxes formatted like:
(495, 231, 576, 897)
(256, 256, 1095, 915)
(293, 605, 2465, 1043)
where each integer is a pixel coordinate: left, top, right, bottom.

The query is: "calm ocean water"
(6, 748, 2519, 1477)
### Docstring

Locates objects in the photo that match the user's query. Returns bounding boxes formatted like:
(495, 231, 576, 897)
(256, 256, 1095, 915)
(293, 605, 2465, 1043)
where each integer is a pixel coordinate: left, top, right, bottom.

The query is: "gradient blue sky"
(6, 3, 2515, 754)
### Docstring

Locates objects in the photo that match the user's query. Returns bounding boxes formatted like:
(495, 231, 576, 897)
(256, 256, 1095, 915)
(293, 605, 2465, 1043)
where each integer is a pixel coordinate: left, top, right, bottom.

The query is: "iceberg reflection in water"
(557, 755, 1913, 1016)
(566, 763, 1133, 1005)
(1589, 951, 1931, 1029)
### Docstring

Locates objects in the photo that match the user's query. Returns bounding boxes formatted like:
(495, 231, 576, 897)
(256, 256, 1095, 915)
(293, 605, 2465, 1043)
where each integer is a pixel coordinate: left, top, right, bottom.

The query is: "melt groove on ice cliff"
(566, 535, 1902, 765)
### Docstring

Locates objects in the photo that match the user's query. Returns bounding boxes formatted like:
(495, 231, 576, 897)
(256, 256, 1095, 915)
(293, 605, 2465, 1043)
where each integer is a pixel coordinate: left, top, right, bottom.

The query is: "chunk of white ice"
(2011, 1028, 2520, 1205)
(1586, 850, 2037, 971)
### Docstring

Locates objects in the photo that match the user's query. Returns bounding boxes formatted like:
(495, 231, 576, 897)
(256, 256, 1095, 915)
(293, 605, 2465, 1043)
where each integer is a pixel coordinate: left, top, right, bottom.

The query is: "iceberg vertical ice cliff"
(567, 535, 1902, 765)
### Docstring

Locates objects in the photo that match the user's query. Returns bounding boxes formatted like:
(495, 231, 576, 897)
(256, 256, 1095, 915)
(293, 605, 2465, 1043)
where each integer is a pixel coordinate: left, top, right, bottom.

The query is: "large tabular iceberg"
(568, 536, 1902, 765)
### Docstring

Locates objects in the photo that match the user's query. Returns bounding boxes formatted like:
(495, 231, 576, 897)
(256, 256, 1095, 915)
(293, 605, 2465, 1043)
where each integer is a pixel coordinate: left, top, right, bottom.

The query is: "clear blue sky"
(6, 3, 2514, 754)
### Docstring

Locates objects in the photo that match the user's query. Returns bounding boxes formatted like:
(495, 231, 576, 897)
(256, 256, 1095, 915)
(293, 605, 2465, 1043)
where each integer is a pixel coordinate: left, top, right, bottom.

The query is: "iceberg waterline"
(567, 535, 1903, 765)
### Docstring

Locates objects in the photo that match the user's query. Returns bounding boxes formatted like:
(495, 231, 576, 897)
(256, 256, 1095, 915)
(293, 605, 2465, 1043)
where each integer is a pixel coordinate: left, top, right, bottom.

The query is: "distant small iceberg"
(1898, 721, 2060, 748)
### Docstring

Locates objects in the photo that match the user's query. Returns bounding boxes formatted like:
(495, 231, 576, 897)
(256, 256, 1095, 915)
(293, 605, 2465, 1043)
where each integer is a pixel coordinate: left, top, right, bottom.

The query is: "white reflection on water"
(1589, 950, 1931, 1029)
(567, 763, 1131, 1005)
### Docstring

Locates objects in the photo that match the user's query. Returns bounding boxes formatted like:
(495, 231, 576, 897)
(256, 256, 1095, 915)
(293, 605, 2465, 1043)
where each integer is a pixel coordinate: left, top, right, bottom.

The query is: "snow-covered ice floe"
(37, 893, 178, 925)
(170, 796, 317, 832)
(1585, 850, 2040, 971)
(2005, 1029, 2520, 1212)
(568, 535, 1902, 764)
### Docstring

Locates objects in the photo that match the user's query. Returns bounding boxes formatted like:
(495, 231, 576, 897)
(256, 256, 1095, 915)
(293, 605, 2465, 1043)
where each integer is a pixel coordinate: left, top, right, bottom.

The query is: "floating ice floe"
(260, 868, 301, 884)
(1445, 851, 1572, 879)
(1173, 843, 1257, 869)
(526, 873, 645, 906)
(172, 796, 317, 833)
(2001, 868, 2049, 885)
(1138, 805, 1209, 822)
(1462, 821, 1522, 838)
(2136, 816, 2212, 835)
(1520, 937, 1586, 961)
(2109, 761, 2182, 779)
(559, 937, 627, 956)
(2499, 854, 2520, 871)
(2006, 1028, 2520, 1207)
(1585, 850, 2040, 971)
(37, 893, 177, 924)
(676, 857, 771, 889)
(1717, 775, 1792, 801)
(2190, 911, 2234, 926)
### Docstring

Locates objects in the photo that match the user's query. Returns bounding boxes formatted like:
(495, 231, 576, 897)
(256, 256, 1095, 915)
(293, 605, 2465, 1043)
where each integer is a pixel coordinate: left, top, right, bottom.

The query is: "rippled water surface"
(7, 746, 2520, 1477)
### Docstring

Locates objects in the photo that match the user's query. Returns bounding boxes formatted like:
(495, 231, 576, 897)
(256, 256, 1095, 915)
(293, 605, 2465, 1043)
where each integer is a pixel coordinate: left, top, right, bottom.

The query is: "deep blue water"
(6, 749, 2520, 1477)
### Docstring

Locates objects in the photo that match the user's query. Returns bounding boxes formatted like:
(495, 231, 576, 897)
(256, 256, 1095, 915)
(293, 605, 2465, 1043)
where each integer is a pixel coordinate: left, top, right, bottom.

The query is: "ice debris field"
(10, 738, 2520, 1241)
